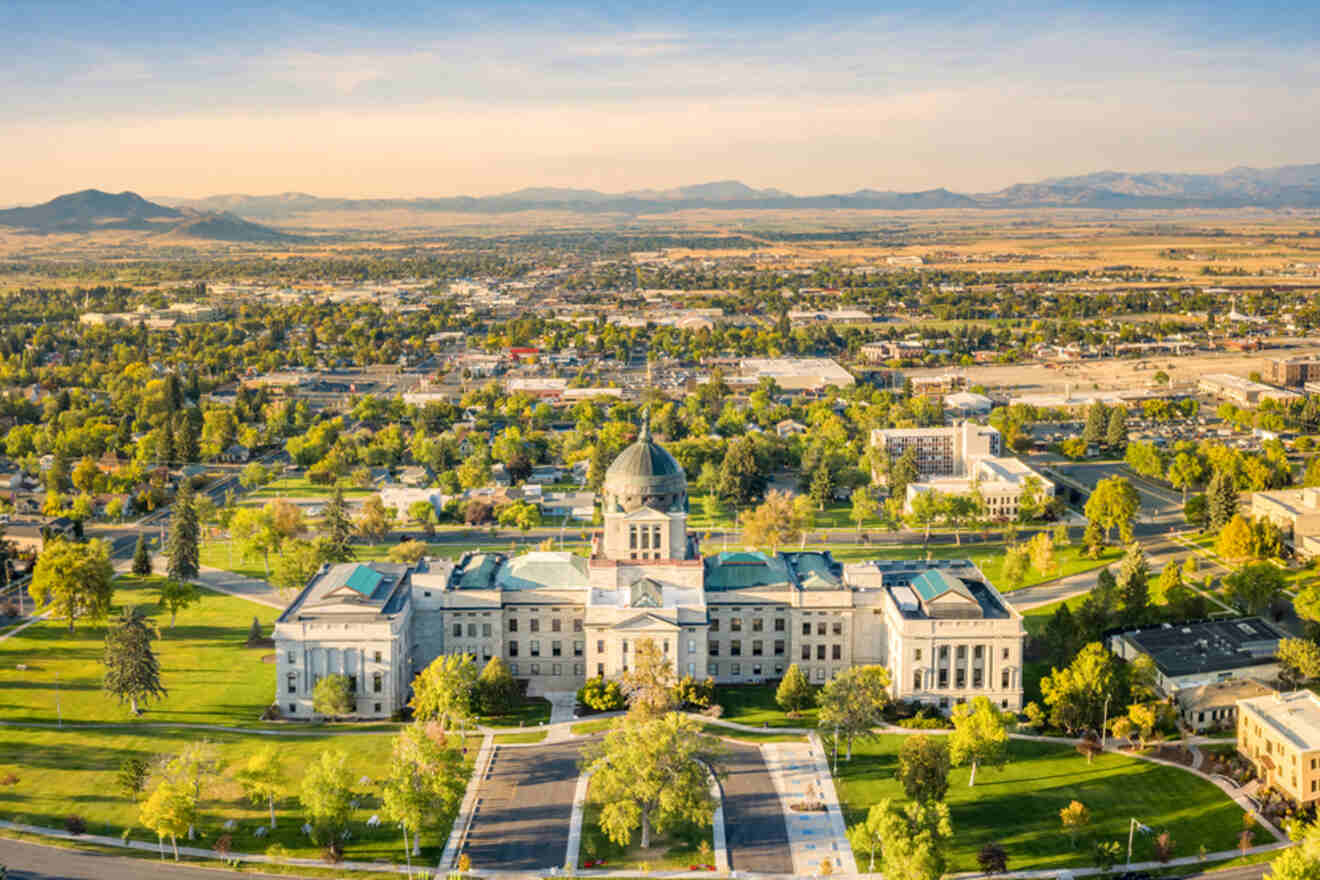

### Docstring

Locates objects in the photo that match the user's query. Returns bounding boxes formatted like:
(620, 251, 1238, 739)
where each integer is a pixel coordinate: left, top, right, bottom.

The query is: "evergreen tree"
(586, 442, 609, 493)
(165, 481, 199, 582)
(159, 417, 176, 466)
(1207, 469, 1238, 532)
(131, 534, 153, 576)
(1082, 402, 1108, 449)
(475, 656, 519, 716)
(177, 412, 200, 464)
(809, 462, 834, 511)
(103, 606, 166, 715)
(1042, 603, 1078, 668)
(320, 487, 356, 562)
(1116, 543, 1150, 625)
(889, 446, 919, 499)
(1105, 407, 1128, 450)
(776, 663, 813, 714)
(163, 373, 184, 413)
(717, 437, 765, 507)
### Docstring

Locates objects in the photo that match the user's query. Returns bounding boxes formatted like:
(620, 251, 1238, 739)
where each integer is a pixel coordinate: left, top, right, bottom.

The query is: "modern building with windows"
(274, 416, 1025, 718)
(871, 421, 1002, 478)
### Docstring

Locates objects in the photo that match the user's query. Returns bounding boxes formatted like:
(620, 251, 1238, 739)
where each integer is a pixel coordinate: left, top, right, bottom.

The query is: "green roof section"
(910, 569, 974, 603)
(704, 551, 791, 591)
(344, 565, 384, 597)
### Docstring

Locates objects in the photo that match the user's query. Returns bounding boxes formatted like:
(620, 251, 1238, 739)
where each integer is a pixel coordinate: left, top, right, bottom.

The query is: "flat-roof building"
(738, 357, 855, 392)
(1198, 373, 1302, 407)
(1238, 690, 1320, 805)
(1108, 617, 1284, 695)
(1268, 355, 1320, 388)
(871, 421, 1002, 479)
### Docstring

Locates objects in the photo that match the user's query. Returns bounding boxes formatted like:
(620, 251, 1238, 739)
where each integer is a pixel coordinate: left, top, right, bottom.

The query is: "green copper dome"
(602, 412, 687, 513)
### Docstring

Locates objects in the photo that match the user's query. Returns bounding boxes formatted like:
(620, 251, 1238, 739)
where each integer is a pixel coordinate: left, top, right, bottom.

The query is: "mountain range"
(161, 165, 1320, 219)
(0, 189, 295, 241)
(3, 165, 1320, 239)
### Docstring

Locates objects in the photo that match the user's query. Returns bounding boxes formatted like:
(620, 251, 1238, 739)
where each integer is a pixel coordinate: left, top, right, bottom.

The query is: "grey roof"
(495, 552, 590, 591)
(448, 552, 507, 590)
(1117, 617, 1283, 679)
(604, 415, 685, 493)
(277, 561, 413, 621)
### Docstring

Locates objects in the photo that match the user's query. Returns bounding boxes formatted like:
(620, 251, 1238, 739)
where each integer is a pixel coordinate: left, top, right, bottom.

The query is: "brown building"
(1268, 356, 1320, 387)
(1238, 690, 1320, 805)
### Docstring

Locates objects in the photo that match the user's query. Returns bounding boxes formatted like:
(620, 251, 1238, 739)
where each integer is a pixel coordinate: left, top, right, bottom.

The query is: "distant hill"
(159, 165, 1320, 219)
(0, 189, 297, 241)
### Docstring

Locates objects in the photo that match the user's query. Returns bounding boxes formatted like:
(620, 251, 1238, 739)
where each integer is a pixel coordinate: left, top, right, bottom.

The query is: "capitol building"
(273, 418, 1026, 719)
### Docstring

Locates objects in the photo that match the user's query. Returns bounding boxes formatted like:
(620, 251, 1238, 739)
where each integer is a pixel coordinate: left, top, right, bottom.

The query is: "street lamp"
(1127, 817, 1153, 865)
(1100, 693, 1112, 749)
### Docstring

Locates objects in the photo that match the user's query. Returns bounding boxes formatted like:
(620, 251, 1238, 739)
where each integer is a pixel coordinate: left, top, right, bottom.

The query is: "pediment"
(613, 612, 680, 631)
(621, 506, 670, 521)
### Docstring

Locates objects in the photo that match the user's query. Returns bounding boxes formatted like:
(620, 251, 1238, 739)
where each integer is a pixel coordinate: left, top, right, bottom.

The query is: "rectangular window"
(509, 640, 519, 657)
(752, 618, 764, 633)
(955, 669, 966, 688)
(832, 622, 842, 636)
(973, 668, 983, 688)
(752, 640, 763, 657)
(816, 645, 826, 660)
(730, 639, 742, 656)
(508, 619, 518, 633)
(373, 673, 382, 693)
(552, 640, 562, 657)
(287, 673, 297, 694)
(511, 663, 519, 675)
(482, 623, 492, 638)
(373, 651, 382, 663)
(640, 526, 650, 549)
(530, 619, 540, 633)
(574, 663, 584, 676)
(552, 663, 562, 676)
(815, 668, 825, 682)
(938, 668, 948, 688)
(956, 645, 966, 660)
(774, 640, 785, 656)
(596, 663, 604, 676)
(1002, 647, 1009, 660)
(452, 623, 462, 637)
(687, 639, 696, 653)
(622, 640, 629, 653)
(801, 644, 811, 660)
(530, 640, 541, 657)
(597, 639, 604, 653)
(374, 702, 382, 714)
(530, 663, 540, 675)
(731, 663, 741, 676)
(574, 619, 583, 633)
(974, 645, 984, 661)
(832, 644, 841, 661)
(709, 641, 720, 657)
(552, 619, 562, 633)
(731, 617, 742, 632)
(688, 663, 695, 676)
(630, 526, 637, 549)
(774, 618, 785, 632)
(467, 623, 477, 638)
(1001, 669, 1010, 688)
(663, 640, 670, 654)
(710, 619, 720, 632)
(708, 662, 719, 676)
(287, 650, 295, 663)
(574, 641, 584, 657)
(913, 671, 922, 690)
(816, 622, 826, 636)
(347, 676, 357, 693)
(802, 622, 811, 636)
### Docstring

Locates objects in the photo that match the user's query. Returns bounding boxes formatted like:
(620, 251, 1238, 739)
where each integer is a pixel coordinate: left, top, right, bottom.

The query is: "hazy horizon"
(3, 0, 1319, 205)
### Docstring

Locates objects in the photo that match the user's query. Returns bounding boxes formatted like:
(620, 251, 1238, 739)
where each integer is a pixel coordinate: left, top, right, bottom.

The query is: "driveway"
(461, 740, 582, 871)
(719, 742, 794, 873)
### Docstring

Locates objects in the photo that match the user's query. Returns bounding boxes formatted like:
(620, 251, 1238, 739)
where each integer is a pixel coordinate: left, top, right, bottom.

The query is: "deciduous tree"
(897, 734, 951, 803)
(776, 663, 813, 715)
(949, 696, 1011, 787)
(30, 538, 115, 632)
(875, 798, 954, 880)
(156, 578, 199, 629)
(409, 654, 477, 728)
(817, 665, 890, 760)
(380, 723, 467, 870)
(300, 749, 357, 846)
(313, 673, 355, 717)
(621, 637, 678, 719)
(236, 745, 285, 829)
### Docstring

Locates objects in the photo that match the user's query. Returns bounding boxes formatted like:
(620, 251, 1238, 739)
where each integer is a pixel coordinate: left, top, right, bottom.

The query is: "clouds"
(0, 1, 1318, 201)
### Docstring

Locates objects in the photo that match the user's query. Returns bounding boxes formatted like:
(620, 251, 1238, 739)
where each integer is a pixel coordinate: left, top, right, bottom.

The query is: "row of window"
(914, 645, 1011, 663)
(913, 668, 1011, 690)
(466, 617, 584, 635)
(287, 671, 384, 695)
(509, 662, 584, 677)
(506, 640, 586, 658)
(709, 618, 845, 636)
(707, 640, 844, 661)
(287, 649, 384, 664)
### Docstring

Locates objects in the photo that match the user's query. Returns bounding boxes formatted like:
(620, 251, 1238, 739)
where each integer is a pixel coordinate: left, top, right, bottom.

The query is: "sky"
(1, 0, 1318, 203)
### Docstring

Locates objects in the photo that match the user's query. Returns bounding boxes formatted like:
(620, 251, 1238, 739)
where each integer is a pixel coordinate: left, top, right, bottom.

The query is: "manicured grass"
(833, 736, 1247, 874)
(479, 696, 552, 729)
(571, 718, 618, 736)
(493, 730, 549, 744)
(715, 683, 819, 729)
(256, 476, 376, 499)
(0, 725, 461, 866)
(0, 575, 279, 727)
(578, 796, 712, 871)
(699, 723, 806, 744)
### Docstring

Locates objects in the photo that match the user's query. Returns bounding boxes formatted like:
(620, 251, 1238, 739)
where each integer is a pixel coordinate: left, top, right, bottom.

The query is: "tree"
(1060, 800, 1090, 846)
(1082, 519, 1106, 557)
(117, 756, 149, 801)
(156, 742, 220, 841)
(1278, 638, 1320, 689)
(875, 798, 954, 880)
(102, 606, 167, 717)
(409, 654, 478, 728)
(1127, 701, 1158, 747)
(407, 500, 436, 536)
(1207, 469, 1239, 532)
(848, 811, 885, 874)
(949, 696, 1011, 787)
(475, 656, 519, 716)
(1083, 402, 1108, 449)
(850, 488, 878, 534)
(621, 637, 678, 719)
(236, 745, 285, 829)
(380, 723, 467, 871)
(1000, 543, 1030, 589)
(897, 734, 951, 803)
(387, 540, 428, 564)
(717, 437, 765, 508)
(269, 498, 306, 541)
(300, 749, 356, 845)
(977, 842, 1009, 875)
(776, 663, 813, 715)
(320, 487, 356, 563)
(578, 675, 626, 711)
(156, 578, 199, 629)
(140, 779, 195, 861)
(907, 490, 942, 546)
(1217, 514, 1255, 561)
(1295, 582, 1320, 630)
(742, 490, 803, 553)
(30, 538, 115, 633)
(1084, 476, 1140, 544)
(1185, 492, 1209, 529)
(817, 665, 891, 760)
(271, 538, 323, 594)
(1224, 562, 1287, 616)
(1167, 453, 1204, 504)
(888, 447, 919, 501)
(357, 495, 395, 543)
(131, 535, 153, 576)
(229, 506, 280, 577)
(583, 713, 720, 850)
(314, 673, 355, 717)
(1116, 542, 1150, 626)
(1106, 406, 1128, 450)
(497, 499, 542, 534)
(1026, 531, 1056, 577)
(165, 481, 199, 582)
(1040, 642, 1116, 734)
(1270, 819, 1320, 880)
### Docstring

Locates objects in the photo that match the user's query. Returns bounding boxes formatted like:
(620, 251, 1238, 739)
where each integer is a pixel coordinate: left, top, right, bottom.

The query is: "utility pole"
(1101, 692, 1112, 749)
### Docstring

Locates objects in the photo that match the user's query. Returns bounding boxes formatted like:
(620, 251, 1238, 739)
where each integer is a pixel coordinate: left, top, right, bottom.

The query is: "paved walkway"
(193, 565, 285, 609)
(763, 737, 857, 876)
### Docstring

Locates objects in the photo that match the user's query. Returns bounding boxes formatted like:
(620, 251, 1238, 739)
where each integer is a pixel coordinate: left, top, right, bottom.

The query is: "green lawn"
(699, 723, 806, 744)
(479, 696, 552, 729)
(0, 575, 279, 727)
(833, 736, 1247, 874)
(0, 725, 462, 866)
(493, 729, 548, 744)
(578, 797, 712, 870)
(570, 718, 618, 736)
(253, 476, 376, 499)
(715, 683, 818, 728)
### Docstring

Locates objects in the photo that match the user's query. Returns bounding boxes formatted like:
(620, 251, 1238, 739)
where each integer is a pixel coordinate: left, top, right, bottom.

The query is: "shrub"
(64, 814, 86, 835)
(260, 704, 283, 721)
(214, 833, 233, 857)
(313, 673, 355, 717)
(674, 675, 715, 709)
(577, 676, 625, 712)
(1154, 831, 1176, 862)
(0, 773, 18, 786)
(265, 843, 290, 864)
(977, 842, 1008, 875)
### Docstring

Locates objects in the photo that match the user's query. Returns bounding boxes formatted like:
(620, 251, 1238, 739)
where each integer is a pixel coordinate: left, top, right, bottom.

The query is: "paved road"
(720, 742, 794, 874)
(461, 740, 581, 871)
(0, 838, 287, 880)
(1174, 863, 1269, 880)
